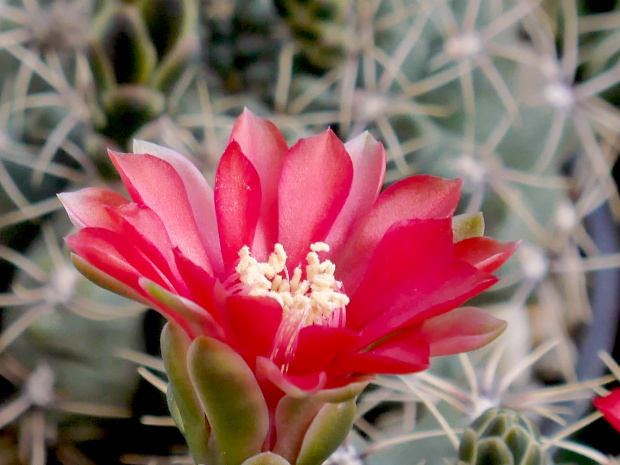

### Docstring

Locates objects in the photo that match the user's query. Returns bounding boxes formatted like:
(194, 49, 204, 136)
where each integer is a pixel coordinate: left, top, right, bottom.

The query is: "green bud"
(457, 408, 552, 465)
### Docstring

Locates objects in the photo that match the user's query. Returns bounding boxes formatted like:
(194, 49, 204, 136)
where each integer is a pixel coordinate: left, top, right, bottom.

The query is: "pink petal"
(72, 254, 195, 336)
(71, 254, 152, 307)
(328, 336, 429, 376)
(453, 237, 520, 273)
(132, 141, 223, 274)
(335, 176, 462, 292)
(173, 249, 219, 317)
(109, 151, 216, 276)
(284, 326, 358, 376)
(221, 295, 283, 365)
(353, 261, 498, 351)
(325, 132, 386, 253)
(277, 130, 353, 270)
(58, 188, 129, 229)
(594, 388, 620, 433)
(346, 218, 454, 329)
(414, 307, 507, 356)
(215, 142, 263, 272)
(105, 203, 189, 296)
(66, 228, 171, 291)
(230, 109, 288, 260)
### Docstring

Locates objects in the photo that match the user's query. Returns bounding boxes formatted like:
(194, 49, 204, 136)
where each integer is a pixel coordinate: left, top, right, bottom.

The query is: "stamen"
(234, 242, 349, 372)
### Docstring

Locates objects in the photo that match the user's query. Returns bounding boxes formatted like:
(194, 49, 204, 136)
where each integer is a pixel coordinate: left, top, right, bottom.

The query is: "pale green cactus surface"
(1, 0, 620, 464)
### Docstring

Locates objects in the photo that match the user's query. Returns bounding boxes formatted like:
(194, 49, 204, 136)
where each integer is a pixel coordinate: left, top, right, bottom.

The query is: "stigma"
(234, 242, 349, 369)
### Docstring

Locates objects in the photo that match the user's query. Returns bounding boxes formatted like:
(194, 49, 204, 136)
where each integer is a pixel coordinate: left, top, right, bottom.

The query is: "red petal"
(230, 109, 288, 261)
(131, 142, 223, 275)
(335, 176, 462, 292)
(58, 188, 129, 229)
(215, 142, 263, 272)
(66, 228, 171, 290)
(328, 337, 429, 376)
(453, 237, 520, 273)
(346, 218, 453, 329)
(71, 253, 196, 336)
(71, 253, 152, 306)
(411, 307, 507, 356)
(325, 132, 386, 253)
(594, 388, 620, 433)
(173, 249, 219, 316)
(285, 326, 358, 376)
(109, 151, 217, 276)
(105, 204, 189, 296)
(353, 261, 498, 351)
(277, 130, 353, 270)
(221, 295, 282, 365)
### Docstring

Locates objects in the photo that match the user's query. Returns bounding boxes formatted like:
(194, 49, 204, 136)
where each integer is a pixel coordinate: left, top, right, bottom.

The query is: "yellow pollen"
(235, 242, 349, 326)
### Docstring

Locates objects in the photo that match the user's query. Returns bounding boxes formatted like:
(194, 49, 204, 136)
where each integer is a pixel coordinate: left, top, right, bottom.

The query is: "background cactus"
(457, 408, 552, 465)
(1, 0, 620, 464)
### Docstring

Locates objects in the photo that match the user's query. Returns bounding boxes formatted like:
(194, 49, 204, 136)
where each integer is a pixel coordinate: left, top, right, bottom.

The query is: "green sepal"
(273, 396, 323, 463)
(188, 336, 269, 465)
(241, 453, 292, 465)
(161, 322, 210, 464)
(452, 212, 485, 243)
(295, 399, 357, 465)
(141, 278, 224, 339)
(166, 386, 184, 434)
(70, 254, 151, 307)
(312, 379, 369, 403)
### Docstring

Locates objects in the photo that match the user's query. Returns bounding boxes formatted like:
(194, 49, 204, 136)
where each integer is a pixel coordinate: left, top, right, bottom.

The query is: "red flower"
(594, 388, 620, 432)
(60, 109, 516, 403)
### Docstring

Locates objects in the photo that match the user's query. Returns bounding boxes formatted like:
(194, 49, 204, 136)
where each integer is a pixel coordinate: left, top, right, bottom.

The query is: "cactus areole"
(59, 109, 518, 465)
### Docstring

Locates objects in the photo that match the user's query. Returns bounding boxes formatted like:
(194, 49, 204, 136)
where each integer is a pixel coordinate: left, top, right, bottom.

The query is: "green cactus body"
(273, 0, 352, 70)
(457, 409, 552, 465)
(88, 0, 199, 147)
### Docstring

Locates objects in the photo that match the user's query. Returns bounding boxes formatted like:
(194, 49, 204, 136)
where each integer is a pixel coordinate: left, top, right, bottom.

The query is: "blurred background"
(0, 0, 619, 463)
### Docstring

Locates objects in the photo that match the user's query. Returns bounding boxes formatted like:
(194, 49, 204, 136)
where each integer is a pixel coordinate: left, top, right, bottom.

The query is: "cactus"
(87, 0, 200, 148)
(457, 408, 552, 465)
(1, 0, 620, 463)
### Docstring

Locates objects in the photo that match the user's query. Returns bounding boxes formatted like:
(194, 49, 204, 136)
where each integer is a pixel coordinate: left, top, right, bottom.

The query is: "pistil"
(234, 242, 349, 370)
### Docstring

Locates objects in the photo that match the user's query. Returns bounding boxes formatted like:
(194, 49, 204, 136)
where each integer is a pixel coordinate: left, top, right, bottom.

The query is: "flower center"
(235, 242, 349, 370)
